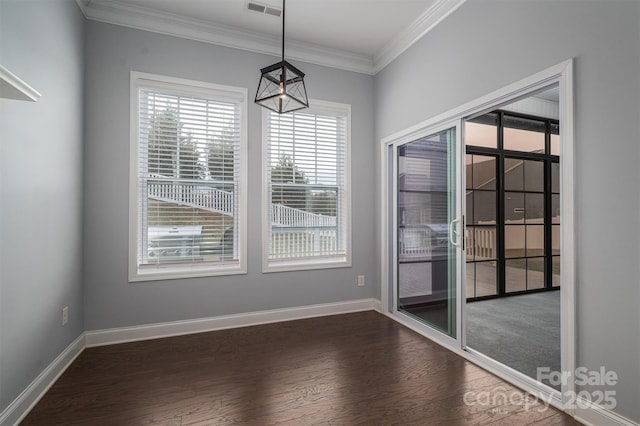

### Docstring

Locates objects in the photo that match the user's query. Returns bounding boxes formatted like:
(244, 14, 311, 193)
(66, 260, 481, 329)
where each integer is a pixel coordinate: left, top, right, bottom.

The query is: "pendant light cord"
(281, 0, 285, 62)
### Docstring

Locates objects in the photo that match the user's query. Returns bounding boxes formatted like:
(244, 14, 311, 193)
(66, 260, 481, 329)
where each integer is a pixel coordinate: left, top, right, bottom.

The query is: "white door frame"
(379, 59, 575, 413)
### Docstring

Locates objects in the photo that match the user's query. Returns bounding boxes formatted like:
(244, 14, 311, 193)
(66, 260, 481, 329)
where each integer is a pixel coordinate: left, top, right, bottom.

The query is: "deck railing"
(270, 203, 336, 228)
(147, 174, 337, 229)
(398, 225, 498, 260)
(466, 227, 496, 260)
(270, 228, 339, 259)
(398, 227, 432, 259)
(147, 176, 234, 216)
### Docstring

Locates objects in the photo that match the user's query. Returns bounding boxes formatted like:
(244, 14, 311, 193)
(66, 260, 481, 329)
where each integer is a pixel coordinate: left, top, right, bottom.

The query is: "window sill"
(129, 262, 246, 282)
(263, 256, 351, 273)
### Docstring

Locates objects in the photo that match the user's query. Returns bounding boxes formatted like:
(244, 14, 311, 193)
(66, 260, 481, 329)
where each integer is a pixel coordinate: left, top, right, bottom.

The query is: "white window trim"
(261, 99, 352, 273)
(128, 71, 248, 282)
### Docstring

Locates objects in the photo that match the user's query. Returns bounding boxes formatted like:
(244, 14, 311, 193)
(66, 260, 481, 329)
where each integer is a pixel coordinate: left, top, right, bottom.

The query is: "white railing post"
(313, 229, 320, 254)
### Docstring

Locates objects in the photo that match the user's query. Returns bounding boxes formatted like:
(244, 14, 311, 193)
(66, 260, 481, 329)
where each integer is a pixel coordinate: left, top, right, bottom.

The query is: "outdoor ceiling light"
(255, 0, 309, 114)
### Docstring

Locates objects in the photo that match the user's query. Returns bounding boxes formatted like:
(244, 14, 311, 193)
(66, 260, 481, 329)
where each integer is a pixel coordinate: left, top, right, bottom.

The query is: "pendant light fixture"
(255, 0, 309, 114)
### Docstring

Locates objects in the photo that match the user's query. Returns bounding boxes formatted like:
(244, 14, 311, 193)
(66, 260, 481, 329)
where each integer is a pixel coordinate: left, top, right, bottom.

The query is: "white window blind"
(265, 103, 350, 269)
(130, 73, 246, 280)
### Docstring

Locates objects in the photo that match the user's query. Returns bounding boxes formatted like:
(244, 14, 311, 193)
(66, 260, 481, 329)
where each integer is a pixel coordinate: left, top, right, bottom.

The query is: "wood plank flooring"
(22, 311, 581, 425)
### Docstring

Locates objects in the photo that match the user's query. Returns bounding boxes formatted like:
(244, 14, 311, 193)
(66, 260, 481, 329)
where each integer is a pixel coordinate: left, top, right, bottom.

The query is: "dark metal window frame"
(466, 110, 560, 302)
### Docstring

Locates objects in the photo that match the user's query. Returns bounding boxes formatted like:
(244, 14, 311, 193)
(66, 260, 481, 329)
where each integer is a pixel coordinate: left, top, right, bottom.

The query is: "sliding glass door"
(383, 64, 574, 407)
(395, 126, 461, 337)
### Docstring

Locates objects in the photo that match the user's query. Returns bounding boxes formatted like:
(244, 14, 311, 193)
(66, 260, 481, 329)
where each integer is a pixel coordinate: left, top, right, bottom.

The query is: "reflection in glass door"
(396, 127, 459, 337)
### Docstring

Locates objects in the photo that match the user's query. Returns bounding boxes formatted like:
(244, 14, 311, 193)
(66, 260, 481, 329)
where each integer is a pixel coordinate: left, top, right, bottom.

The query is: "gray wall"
(375, 0, 640, 422)
(83, 21, 377, 330)
(0, 0, 85, 412)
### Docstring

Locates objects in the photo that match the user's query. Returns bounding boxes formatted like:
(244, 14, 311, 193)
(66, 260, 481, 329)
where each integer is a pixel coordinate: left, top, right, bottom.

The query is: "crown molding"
(76, 0, 375, 74)
(0, 65, 42, 102)
(374, 0, 467, 74)
(76, 0, 464, 75)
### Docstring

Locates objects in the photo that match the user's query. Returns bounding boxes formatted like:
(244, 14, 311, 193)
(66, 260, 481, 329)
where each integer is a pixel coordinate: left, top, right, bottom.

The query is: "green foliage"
(147, 108, 203, 179)
(178, 139, 201, 180)
(148, 108, 237, 181)
(207, 138, 235, 182)
(148, 109, 179, 176)
(271, 155, 308, 209)
(309, 191, 337, 217)
(271, 154, 308, 184)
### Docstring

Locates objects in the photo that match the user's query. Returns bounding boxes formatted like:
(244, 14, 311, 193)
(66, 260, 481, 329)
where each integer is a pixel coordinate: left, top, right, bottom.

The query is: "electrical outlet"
(357, 275, 365, 287)
(62, 306, 69, 326)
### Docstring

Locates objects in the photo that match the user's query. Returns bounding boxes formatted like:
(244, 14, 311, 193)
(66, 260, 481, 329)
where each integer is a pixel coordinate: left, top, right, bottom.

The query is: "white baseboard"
(0, 334, 85, 426)
(370, 298, 382, 312)
(575, 397, 639, 426)
(85, 298, 380, 347)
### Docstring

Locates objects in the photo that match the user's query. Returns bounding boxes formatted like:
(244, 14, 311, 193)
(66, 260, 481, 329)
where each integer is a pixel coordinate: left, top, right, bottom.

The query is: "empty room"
(1, 0, 639, 425)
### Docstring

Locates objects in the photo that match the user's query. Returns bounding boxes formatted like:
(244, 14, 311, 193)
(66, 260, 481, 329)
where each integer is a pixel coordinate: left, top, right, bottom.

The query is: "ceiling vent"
(247, 1, 282, 17)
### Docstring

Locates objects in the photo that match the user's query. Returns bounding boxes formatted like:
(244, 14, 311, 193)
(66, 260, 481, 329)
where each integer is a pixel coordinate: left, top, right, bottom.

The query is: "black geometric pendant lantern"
(255, 0, 309, 114)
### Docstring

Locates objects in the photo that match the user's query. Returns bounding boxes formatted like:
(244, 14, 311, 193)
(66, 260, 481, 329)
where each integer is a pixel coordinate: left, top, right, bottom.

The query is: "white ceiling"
(78, 0, 467, 74)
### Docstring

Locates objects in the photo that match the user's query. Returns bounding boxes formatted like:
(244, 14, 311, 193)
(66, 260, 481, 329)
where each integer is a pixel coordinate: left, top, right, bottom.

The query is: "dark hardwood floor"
(22, 311, 580, 425)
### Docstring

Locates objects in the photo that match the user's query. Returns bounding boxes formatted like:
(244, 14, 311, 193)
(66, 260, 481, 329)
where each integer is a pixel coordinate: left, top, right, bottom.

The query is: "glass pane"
(551, 122, 560, 156)
(398, 154, 448, 193)
(472, 155, 496, 190)
(550, 134, 560, 156)
(503, 115, 546, 153)
(466, 191, 474, 226)
(474, 191, 496, 224)
(504, 158, 524, 191)
(399, 262, 433, 299)
(465, 113, 498, 148)
(506, 259, 526, 293)
(525, 193, 544, 223)
(527, 258, 545, 289)
(475, 261, 498, 297)
(466, 263, 476, 298)
(147, 190, 235, 265)
(552, 225, 560, 255)
(526, 225, 544, 257)
(505, 225, 525, 258)
(552, 194, 560, 223)
(470, 226, 496, 260)
(552, 162, 560, 193)
(399, 192, 448, 229)
(398, 226, 431, 260)
(552, 256, 561, 287)
(466, 154, 473, 189)
(397, 127, 457, 337)
(505, 192, 525, 223)
(141, 90, 242, 267)
(524, 160, 544, 192)
(465, 225, 475, 261)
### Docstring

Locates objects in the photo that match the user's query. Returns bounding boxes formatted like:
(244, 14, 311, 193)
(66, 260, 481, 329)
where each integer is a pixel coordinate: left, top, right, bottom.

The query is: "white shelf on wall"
(0, 65, 41, 102)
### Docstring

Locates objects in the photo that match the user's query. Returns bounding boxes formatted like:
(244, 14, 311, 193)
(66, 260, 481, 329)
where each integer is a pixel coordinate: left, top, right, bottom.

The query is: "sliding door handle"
(449, 217, 461, 247)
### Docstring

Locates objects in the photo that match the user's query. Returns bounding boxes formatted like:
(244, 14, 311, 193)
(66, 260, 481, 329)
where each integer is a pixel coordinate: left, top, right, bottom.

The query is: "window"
(263, 101, 351, 272)
(129, 72, 247, 281)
